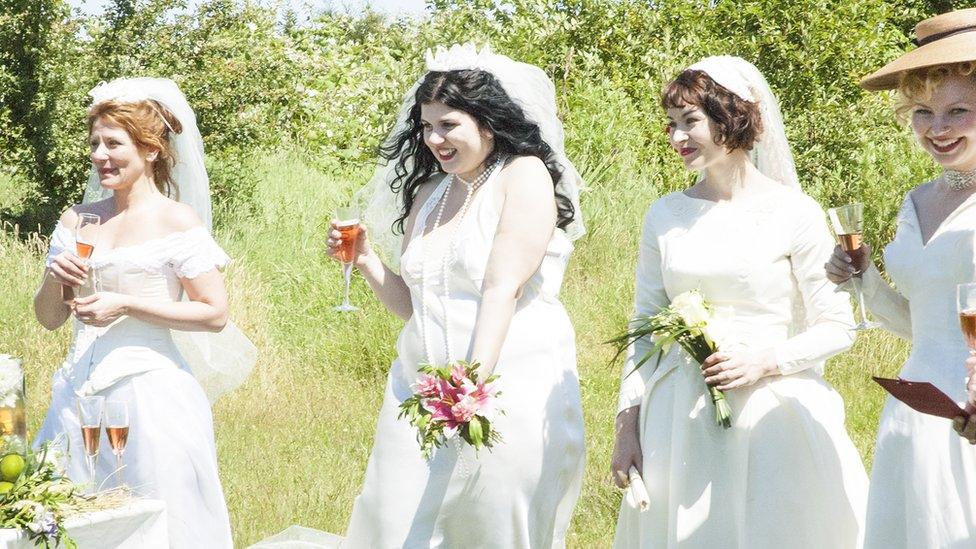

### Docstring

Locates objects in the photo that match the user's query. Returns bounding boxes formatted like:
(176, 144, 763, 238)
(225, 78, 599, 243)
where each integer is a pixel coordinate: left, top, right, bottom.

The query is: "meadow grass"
(1, 150, 907, 547)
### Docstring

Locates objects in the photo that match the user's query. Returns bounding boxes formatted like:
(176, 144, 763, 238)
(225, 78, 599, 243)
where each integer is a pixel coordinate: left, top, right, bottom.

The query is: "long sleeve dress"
(861, 192, 976, 548)
(614, 188, 868, 548)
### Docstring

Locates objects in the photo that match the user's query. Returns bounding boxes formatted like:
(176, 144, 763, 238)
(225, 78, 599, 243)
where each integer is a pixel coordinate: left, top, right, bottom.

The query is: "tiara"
(424, 43, 495, 72)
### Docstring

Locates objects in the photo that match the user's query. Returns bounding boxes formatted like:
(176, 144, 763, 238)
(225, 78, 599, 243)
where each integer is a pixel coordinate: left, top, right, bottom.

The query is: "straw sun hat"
(861, 7, 976, 91)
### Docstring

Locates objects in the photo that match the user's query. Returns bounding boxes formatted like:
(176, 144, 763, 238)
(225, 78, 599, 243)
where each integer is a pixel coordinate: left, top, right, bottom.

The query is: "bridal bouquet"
(609, 290, 734, 428)
(398, 361, 502, 459)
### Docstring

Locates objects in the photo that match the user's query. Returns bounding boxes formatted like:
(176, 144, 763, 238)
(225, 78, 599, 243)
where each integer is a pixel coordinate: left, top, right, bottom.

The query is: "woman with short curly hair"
(612, 57, 867, 548)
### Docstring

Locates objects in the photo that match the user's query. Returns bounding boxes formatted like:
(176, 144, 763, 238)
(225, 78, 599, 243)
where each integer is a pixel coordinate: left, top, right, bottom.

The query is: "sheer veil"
(355, 44, 586, 272)
(684, 56, 810, 337)
(687, 56, 800, 190)
(86, 77, 256, 402)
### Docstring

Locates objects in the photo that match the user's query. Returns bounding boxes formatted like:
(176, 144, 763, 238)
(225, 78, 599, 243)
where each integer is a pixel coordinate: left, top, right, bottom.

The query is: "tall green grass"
(2, 149, 907, 547)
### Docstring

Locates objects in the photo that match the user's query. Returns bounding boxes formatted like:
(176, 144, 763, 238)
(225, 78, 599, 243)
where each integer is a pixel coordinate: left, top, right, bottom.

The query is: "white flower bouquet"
(610, 290, 734, 428)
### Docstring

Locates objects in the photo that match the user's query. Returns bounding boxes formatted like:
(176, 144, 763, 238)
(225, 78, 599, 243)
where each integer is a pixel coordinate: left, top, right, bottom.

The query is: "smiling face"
(910, 73, 976, 172)
(666, 104, 729, 171)
(89, 118, 158, 191)
(420, 101, 494, 181)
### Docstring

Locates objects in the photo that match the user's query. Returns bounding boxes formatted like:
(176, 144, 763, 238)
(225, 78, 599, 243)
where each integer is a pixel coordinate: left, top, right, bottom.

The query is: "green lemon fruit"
(0, 481, 13, 495)
(0, 453, 25, 482)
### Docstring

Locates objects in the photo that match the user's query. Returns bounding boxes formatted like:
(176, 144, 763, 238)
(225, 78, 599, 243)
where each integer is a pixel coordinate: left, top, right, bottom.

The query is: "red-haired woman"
(611, 57, 867, 548)
(33, 78, 243, 548)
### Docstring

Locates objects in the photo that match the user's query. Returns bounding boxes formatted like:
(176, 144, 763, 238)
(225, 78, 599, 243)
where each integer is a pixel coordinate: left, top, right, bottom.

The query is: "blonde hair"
(88, 99, 183, 197)
(895, 61, 976, 120)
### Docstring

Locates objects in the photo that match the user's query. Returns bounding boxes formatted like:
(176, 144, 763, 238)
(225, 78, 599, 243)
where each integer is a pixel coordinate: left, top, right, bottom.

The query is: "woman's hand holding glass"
(326, 221, 373, 268)
(825, 242, 873, 285)
(48, 251, 91, 288)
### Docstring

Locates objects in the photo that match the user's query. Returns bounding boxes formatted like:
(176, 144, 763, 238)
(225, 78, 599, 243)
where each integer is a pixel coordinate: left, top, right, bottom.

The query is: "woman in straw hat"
(826, 7, 976, 547)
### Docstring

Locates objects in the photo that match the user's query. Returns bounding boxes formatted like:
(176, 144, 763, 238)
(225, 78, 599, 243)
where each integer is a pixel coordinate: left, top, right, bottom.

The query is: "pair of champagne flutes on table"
(76, 397, 129, 488)
(830, 204, 976, 352)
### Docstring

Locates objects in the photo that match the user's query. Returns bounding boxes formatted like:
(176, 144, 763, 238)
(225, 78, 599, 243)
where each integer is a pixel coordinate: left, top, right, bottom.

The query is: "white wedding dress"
(860, 191, 976, 548)
(614, 189, 869, 548)
(36, 224, 234, 549)
(259, 169, 586, 549)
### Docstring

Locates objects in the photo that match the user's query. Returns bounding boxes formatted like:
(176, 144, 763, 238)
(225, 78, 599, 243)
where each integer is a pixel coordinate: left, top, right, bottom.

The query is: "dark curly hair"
(380, 69, 575, 234)
(661, 69, 763, 151)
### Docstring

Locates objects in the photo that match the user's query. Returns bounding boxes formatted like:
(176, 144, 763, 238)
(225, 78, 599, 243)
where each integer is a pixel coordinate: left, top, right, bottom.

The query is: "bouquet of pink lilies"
(398, 361, 502, 459)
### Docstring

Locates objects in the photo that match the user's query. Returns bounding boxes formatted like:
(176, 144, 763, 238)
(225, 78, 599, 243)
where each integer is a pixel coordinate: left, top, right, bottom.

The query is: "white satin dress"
(338, 169, 585, 548)
(861, 191, 976, 548)
(614, 189, 868, 548)
(35, 224, 234, 549)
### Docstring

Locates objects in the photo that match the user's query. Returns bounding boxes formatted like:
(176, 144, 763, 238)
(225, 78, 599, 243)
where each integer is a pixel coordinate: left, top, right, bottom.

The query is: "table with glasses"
(0, 498, 167, 549)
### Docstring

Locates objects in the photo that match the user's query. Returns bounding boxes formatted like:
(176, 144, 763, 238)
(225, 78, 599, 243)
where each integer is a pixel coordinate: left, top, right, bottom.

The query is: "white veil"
(86, 77, 256, 402)
(687, 56, 800, 190)
(355, 43, 586, 271)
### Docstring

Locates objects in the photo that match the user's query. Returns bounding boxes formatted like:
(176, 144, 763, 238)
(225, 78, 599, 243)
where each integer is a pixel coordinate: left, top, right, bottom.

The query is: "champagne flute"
(75, 213, 101, 291)
(105, 401, 129, 484)
(77, 396, 105, 488)
(334, 206, 361, 312)
(958, 283, 976, 351)
(828, 203, 881, 330)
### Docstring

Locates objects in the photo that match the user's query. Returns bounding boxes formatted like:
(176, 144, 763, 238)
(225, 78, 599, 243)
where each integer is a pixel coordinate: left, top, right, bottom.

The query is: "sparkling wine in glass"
(334, 206, 361, 312)
(77, 396, 105, 488)
(958, 283, 976, 351)
(75, 213, 100, 262)
(75, 213, 101, 291)
(105, 401, 129, 484)
(828, 203, 880, 330)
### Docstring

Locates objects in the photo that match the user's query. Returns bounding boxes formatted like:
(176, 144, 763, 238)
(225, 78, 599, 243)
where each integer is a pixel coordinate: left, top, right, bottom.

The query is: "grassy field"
(0, 150, 907, 547)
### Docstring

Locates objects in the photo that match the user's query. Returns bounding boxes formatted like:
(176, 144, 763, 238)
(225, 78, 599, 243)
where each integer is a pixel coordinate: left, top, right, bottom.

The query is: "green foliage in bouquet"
(609, 290, 733, 429)
(398, 361, 503, 459)
(0, 440, 77, 549)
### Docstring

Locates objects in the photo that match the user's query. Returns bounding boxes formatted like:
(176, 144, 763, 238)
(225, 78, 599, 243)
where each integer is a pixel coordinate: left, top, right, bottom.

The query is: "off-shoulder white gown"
(861, 192, 976, 548)
(614, 189, 868, 548)
(36, 225, 234, 549)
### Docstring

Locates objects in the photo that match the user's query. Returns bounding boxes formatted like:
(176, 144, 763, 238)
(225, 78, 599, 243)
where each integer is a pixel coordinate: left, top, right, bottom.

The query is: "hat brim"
(860, 32, 976, 91)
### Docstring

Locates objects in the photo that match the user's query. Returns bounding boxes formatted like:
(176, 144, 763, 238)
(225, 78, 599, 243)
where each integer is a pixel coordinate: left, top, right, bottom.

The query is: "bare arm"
(468, 157, 556, 374)
(327, 223, 413, 320)
(34, 209, 85, 330)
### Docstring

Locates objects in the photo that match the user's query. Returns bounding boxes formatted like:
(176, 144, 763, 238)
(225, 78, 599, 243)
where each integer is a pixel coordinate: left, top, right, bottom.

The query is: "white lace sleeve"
(618, 202, 671, 414)
(167, 227, 231, 279)
(45, 224, 72, 268)
(773, 195, 856, 375)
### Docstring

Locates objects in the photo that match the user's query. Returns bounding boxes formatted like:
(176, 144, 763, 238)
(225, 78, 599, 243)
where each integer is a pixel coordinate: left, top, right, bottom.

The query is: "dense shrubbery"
(0, 0, 962, 244)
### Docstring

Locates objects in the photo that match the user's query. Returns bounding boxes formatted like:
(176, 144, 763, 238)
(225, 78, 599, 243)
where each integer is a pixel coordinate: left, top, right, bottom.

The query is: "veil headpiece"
(85, 77, 256, 402)
(686, 56, 800, 190)
(356, 43, 586, 271)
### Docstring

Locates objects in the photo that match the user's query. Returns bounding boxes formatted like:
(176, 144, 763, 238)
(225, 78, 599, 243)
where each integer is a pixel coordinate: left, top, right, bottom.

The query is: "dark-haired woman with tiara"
(317, 44, 586, 548)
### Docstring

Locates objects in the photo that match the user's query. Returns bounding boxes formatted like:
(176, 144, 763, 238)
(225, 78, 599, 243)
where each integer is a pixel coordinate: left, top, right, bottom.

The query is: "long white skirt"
(36, 367, 233, 549)
(614, 360, 868, 548)
(864, 396, 976, 548)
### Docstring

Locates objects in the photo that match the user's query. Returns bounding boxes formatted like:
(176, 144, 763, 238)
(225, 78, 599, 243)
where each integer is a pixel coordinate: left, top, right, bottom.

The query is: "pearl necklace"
(944, 169, 976, 191)
(418, 158, 502, 365)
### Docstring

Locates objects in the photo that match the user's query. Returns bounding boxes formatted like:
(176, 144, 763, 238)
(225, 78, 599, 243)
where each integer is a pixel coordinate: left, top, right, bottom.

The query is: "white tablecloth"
(0, 498, 167, 548)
